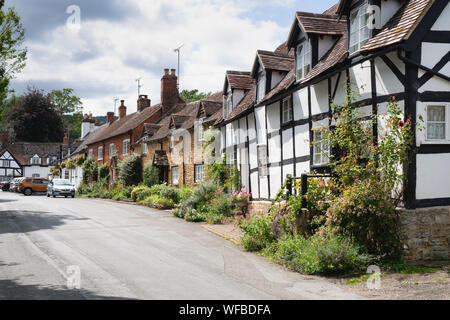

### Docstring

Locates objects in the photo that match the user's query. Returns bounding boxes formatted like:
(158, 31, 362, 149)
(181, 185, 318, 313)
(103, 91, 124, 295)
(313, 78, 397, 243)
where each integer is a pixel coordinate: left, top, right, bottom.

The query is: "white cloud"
(13, 0, 290, 116)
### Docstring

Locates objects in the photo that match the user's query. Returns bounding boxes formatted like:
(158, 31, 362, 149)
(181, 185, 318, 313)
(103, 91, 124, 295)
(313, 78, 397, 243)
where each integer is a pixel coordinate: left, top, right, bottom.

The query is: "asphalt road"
(0, 191, 362, 300)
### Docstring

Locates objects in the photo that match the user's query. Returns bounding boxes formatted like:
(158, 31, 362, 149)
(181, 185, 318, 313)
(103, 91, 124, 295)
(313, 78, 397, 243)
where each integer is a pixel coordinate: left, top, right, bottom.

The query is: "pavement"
(0, 191, 363, 300)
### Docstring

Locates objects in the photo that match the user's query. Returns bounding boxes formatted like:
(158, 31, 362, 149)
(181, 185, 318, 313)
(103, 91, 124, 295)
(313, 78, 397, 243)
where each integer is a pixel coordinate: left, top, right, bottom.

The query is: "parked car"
(47, 179, 76, 198)
(9, 178, 24, 192)
(19, 177, 50, 196)
(1, 180, 11, 191)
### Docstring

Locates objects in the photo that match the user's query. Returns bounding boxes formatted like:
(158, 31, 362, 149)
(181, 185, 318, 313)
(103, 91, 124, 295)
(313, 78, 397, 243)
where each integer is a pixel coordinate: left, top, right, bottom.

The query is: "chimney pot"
(137, 95, 151, 112)
(164, 68, 169, 76)
(161, 68, 179, 113)
(119, 100, 127, 119)
(171, 69, 176, 76)
(107, 112, 115, 123)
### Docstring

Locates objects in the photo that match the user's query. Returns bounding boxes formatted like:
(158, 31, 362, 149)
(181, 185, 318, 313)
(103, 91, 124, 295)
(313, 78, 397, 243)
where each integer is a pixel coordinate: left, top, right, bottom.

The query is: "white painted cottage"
(217, 0, 450, 209)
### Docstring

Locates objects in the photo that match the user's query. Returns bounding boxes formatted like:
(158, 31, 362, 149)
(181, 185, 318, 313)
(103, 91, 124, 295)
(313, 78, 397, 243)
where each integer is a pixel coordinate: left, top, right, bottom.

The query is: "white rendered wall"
(416, 153, 450, 200)
(431, 2, 450, 31)
(24, 166, 50, 179)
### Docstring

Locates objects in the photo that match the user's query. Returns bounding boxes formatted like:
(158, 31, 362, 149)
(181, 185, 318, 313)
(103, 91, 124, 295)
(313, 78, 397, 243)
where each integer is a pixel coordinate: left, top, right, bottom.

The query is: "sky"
(5, 0, 337, 116)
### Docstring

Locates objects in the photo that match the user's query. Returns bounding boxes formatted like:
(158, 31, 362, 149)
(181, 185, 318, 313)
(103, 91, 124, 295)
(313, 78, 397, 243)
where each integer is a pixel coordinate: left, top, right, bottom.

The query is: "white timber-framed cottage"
(217, 0, 450, 209)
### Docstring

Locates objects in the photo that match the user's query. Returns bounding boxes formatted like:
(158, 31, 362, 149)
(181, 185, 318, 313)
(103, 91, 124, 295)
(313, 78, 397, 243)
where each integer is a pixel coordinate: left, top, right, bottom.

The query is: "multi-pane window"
(31, 155, 41, 165)
(2, 160, 10, 167)
(89, 149, 93, 158)
(256, 72, 266, 103)
(142, 142, 148, 155)
(282, 96, 293, 124)
(349, 3, 370, 54)
(427, 106, 446, 140)
(224, 94, 233, 117)
(257, 145, 268, 177)
(194, 164, 205, 184)
(313, 130, 330, 166)
(197, 118, 205, 143)
(172, 166, 179, 185)
(109, 144, 115, 157)
(296, 40, 311, 80)
(123, 139, 130, 155)
(98, 146, 103, 160)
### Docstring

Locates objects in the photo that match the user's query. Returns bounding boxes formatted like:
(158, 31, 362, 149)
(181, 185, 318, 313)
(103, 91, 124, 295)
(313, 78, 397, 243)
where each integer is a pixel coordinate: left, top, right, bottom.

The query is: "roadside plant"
(82, 157, 98, 183)
(98, 163, 110, 181)
(143, 163, 160, 188)
(239, 214, 275, 252)
(119, 153, 142, 186)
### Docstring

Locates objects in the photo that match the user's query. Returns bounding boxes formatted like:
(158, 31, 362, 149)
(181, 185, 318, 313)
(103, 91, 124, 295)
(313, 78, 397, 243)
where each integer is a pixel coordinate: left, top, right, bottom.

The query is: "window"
(98, 146, 103, 160)
(89, 149, 93, 158)
(427, 105, 446, 140)
(194, 164, 205, 183)
(109, 144, 115, 157)
(349, 3, 370, 54)
(31, 155, 41, 165)
(172, 166, 179, 185)
(32, 174, 40, 178)
(256, 72, 266, 103)
(282, 96, 293, 124)
(142, 142, 148, 155)
(257, 145, 268, 177)
(224, 94, 233, 117)
(296, 40, 311, 80)
(2, 160, 10, 167)
(197, 118, 205, 143)
(123, 139, 130, 155)
(313, 130, 330, 166)
(65, 170, 69, 179)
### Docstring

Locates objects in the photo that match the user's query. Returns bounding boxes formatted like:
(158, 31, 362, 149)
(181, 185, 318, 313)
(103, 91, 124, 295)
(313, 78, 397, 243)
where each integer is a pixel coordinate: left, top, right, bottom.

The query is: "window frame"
(426, 104, 449, 142)
(296, 39, 311, 81)
(172, 166, 179, 185)
(194, 164, 205, 184)
(142, 142, 148, 155)
(98, 146, 103, 161)
(89, 149, 94, 159)
(256, 71, 266, 103)
(312, 129, 331, 166)
(31, 155, 41, 165)
(282, 96, 293, 124)
(349, 2, 370, 54)
(2, 159, 10, 167)
(109, 144, 115, 157)
(257, 145, 268, 177)
(197, 118, 205, 144)
(122, 139, 130, 156)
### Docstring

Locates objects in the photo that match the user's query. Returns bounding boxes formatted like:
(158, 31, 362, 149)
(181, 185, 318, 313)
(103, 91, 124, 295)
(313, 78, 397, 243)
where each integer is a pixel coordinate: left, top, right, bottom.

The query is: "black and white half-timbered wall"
(217, 0, 450, 209)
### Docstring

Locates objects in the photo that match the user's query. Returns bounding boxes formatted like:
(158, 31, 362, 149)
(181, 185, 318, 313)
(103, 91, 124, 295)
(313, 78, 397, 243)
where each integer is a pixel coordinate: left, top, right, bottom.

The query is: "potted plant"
(232, 189, 251, 209)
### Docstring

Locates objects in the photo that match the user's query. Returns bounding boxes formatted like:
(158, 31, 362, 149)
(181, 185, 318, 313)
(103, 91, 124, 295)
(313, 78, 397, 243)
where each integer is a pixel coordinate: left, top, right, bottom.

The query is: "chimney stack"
(1, 131, 9, 149)
(63, 132, 69, 145)
(137, 95, 151, 112)
(107, 112, 115, 123)
(161, 68, 179, 114)
(119, 100, 127, 119)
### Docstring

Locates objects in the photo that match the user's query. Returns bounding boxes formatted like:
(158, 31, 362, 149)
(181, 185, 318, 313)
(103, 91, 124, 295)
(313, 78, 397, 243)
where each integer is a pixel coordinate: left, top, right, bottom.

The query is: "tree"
(143, 162, 159, 187)
(0, 93, 19, 125)
(119, 154, 142, 186)
(65, 112, 83, 142)
(47, 88, 83, 115)
(180, 89, 211, 103)
(0, 0, 27, 105)
(7, 88, 64, 142)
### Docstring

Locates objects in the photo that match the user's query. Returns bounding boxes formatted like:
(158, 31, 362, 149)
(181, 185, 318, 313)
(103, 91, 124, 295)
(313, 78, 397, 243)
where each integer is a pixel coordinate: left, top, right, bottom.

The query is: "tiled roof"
(89, 104, 161, 144)
(225, 85, 255, 123)
(361, 0, 433, 52)
(274, 42, 295, 57)
(2, 142, 65, 166)
(153, 150, 169, 166)
(295, 12, 346, 35)
(171, 114, 191, 129)
(257, 50, 294, 72)
(225, 71, 253, 91)
(203, 91, 224, 103)
(323, 2, 339, 15)
(71, 123, 108, 155)
(205, 108, 223, 125)
(201, 100, 223, 117)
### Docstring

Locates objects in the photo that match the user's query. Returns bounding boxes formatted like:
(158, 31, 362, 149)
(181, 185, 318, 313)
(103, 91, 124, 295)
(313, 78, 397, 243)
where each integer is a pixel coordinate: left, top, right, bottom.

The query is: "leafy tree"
(65, 112, 83, 142)
(0, 93, 19, 125)
(119, 154, 142, 186)
(180, 89, 211, 103)
(0, 1, 27, 105)
(7, 88, 64, 142)
(143, 162, 159, 187)
(82, 157, 98, 184)
(98, 163, 110, 181)
(47, 88, 83, 115)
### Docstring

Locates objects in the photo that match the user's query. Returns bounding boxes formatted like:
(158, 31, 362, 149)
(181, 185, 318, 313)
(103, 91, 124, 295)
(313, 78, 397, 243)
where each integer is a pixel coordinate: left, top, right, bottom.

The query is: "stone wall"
(248, 201, 272, 216)
(399, 206, 450, 262)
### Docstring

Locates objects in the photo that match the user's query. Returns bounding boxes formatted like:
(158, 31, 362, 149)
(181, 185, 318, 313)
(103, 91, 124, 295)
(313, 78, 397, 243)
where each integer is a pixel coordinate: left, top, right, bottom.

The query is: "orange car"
(19, 177, 50, 196)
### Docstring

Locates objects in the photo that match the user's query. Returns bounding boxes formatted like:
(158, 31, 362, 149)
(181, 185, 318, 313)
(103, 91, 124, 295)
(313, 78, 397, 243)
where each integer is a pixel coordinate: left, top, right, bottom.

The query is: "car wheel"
(65, 196, 68, 198)
(47, 193, 50, 197)
(52, 192, 56, 198)
(24, 188, 32, 196)
(72, 195, 75, 198)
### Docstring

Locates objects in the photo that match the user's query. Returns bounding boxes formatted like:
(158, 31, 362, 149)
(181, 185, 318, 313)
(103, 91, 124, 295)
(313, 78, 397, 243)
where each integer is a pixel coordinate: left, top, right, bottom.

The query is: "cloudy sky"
(5, 0, 336, 116)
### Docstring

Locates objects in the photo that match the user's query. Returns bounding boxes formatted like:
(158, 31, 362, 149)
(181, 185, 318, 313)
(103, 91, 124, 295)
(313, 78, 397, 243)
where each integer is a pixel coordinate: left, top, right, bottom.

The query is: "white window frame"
(122, 139, 130, 156)
(296, 40, 311, 80)
(89, 149, 94, 158)
(257, 145, 268, 177)
(197, 118, 205, 143)
(142, 142, 148, 155)
(31, 155, 41, 165)
(349, 2, 370, 54)
(282, 96, 293, 124)
(194, 164, 205, 184)
(313, 129, 331, 166)
(172, 166, 179, 185)
(256, 72, 266, 103)
(426, 104, 449, 142)
(2, 159, 10, 167)
(109, 144, 115, 157)
(98, 146, 103, 161)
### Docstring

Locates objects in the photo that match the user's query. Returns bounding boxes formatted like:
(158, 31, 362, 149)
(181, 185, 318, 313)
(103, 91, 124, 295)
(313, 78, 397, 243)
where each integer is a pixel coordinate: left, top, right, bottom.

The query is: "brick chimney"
(161, 68, 179, 114)
(137, 95, 151, 112)
(107, 112, 115, 123)
(1, 131, 9, 149)
(119, 100, 127, 119)
(63, 132, 69, 145)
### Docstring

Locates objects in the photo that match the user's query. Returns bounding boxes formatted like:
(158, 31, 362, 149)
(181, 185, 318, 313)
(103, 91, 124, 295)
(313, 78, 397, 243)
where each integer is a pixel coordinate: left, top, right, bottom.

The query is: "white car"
(47, 179, 76, 198)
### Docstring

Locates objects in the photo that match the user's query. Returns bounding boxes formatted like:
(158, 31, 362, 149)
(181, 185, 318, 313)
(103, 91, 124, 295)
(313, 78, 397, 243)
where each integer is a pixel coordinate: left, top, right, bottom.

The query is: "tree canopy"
(180, 89, 212, 103)
(0, 0, 27, 105)
(47, 88, 83, 115)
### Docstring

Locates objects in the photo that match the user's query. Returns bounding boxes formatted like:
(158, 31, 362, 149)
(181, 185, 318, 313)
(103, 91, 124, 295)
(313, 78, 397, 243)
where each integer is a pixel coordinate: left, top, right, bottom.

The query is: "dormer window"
(224, 94, 233, 117)
(349, 3, 370, 54)
(296, 40, 311, 80)
(256, 72, 266, 103)
(31, 155, 41, 165)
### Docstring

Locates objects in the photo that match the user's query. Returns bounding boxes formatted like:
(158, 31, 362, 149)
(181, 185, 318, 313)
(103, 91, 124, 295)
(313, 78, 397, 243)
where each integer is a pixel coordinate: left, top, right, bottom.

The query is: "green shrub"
(98, 163, 110, 180)
(184, 207, 206, 222)
(239, 214, 275, 252)
(179, 186, 193, 203)
(148, 184, 180, 203)
(143, 163, 160, 187)
(141, 195, 175, 209)
(131, 185, 151, 202)
(204, 192, 234, 224)
(119, 154, 142, 186)
(271, 233, 371, 275)
(82, 158, 98, 183)
(325, 179, 400, 259)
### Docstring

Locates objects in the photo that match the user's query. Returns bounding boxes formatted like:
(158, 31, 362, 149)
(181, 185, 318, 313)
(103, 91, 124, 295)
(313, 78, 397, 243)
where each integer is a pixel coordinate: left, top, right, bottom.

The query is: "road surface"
(0, 192, 361, 300)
